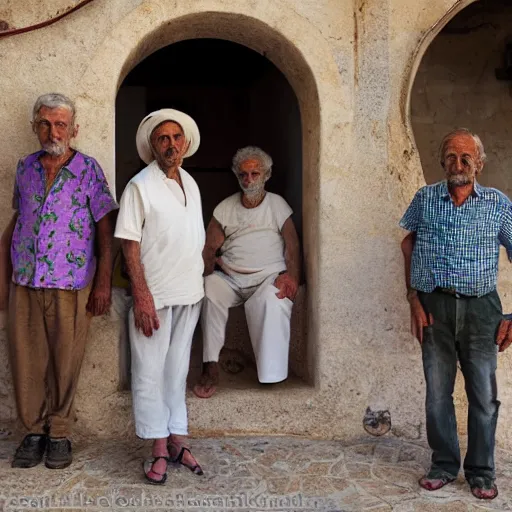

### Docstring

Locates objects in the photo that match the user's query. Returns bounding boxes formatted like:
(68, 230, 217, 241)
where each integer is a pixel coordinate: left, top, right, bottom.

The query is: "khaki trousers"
(8, 283, 91, 438)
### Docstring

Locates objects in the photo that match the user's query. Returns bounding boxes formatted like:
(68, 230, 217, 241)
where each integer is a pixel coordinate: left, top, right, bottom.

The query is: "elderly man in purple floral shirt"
(0, 93, 117, 470)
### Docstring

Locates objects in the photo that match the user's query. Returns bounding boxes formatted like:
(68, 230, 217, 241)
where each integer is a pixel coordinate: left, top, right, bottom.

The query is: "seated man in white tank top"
(193, 146, 301, 399)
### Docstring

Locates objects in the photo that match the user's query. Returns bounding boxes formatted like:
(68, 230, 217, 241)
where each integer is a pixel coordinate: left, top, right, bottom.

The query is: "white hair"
(232, 146, 273, 177)
(439, 128, 487, 165)
(32, 93, 76, 124)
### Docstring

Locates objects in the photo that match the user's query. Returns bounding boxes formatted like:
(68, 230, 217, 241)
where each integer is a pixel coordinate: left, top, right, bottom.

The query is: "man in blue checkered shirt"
(400, 128, 512, 501)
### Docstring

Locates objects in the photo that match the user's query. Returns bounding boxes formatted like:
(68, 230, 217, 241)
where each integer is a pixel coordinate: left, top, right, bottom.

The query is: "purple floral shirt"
(11, 150, 118, 290)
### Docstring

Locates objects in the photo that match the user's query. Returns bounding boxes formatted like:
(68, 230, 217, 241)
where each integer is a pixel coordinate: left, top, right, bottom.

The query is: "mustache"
(239, 181, 265, 195)
(445, 166, 475, 186)
(447, 174, 473, 186)
(164, 147, 178, 159)
(43, 140, 66, 156)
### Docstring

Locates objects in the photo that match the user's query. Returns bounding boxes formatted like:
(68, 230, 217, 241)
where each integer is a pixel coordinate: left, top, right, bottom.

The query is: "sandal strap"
(468, 476, 495, 490)
(146, 456, 169, 477)
(169, 443, 203, 474)
(433, 475, 455, 485)
(171, 445, 191, 463)
(425, 469, 456, 483)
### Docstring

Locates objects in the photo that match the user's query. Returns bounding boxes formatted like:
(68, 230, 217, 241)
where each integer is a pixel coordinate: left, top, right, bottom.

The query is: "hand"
(496, 319, 512, 352)
(409, 296, 433, 344)
(274, 272, 298, 301)
(133, 288, 160, 337)
(215, 256, 233, 276)
(86, 281, 111, 316)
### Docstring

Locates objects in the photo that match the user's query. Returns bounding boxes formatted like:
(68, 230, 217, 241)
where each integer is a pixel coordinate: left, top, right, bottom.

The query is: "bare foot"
(193, 362, 219, 398)
(469, 477, 498, 500)
(419, 475, 455, 491)
(471, 486, 498, 500)
(168, 434, 203, 475)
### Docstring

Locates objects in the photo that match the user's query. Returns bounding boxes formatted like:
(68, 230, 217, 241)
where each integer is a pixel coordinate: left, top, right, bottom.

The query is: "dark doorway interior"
(116, 38, 302, 236)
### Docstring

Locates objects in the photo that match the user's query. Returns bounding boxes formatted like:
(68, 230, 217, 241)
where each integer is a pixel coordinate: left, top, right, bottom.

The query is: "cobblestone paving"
(0, 434, 511, 511)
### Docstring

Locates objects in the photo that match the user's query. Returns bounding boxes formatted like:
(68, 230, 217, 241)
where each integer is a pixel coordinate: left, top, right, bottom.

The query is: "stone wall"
(3, 0, 512, 449)
(411, 0, 512, 195)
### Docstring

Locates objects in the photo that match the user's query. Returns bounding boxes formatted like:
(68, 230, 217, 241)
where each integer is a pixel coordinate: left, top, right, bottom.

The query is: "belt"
(434, 287, 477, 299)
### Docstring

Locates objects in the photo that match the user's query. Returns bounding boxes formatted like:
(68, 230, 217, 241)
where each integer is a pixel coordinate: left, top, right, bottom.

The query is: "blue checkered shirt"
(400, 180, 512, 297)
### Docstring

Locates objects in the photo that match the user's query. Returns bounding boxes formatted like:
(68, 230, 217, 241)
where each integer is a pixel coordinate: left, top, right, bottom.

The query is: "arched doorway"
(116, 39, 302, 235)
(410, 0, 512, 194)
(73, 5, 348, 435)
(115, 38, 308, 388)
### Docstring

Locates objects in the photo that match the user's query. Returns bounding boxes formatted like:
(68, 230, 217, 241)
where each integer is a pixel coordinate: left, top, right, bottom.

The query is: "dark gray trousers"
(419, 289, 502, 482)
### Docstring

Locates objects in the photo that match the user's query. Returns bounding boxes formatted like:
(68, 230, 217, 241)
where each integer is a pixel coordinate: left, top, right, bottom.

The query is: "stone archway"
(115, 37, 307, 386)
(73, 1, 347, 435)
(388, 0, 479, 202)
(402, 0, 478, 138)
(410, 0, 512, 194)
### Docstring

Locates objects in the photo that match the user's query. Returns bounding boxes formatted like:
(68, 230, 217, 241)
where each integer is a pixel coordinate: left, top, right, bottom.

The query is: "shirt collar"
(151, 161, 183, 183)
(36, 149, 79, 178)
(439, 179, 482, 199)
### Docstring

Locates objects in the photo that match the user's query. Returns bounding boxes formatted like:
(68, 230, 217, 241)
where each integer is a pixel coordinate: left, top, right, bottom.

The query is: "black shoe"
(45, 438, 72, 469)
(12, 434, 47, 468)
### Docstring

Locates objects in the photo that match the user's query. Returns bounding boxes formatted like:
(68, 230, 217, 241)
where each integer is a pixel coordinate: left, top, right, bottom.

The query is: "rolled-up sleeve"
(87, 160, 118, 222)
(399, 190, 422, 232)
(499, 201, 512, 261)
(114, 183, 145, 242)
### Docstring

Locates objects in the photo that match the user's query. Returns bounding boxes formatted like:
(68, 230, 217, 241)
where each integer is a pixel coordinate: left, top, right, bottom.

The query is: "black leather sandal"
(142, 456, 169, 485)
(169, 443, 204, 475)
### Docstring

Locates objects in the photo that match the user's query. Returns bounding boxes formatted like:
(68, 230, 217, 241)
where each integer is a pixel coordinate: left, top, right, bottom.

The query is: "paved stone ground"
(0, 433, 511, 511)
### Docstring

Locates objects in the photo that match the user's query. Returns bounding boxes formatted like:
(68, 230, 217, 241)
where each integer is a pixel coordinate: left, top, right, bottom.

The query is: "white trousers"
(129, 302, 201, 439)
(201, 272, 292, 383)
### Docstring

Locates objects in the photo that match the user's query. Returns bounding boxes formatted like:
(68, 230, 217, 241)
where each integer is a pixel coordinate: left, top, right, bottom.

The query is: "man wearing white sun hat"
(115, 109, 205, 485)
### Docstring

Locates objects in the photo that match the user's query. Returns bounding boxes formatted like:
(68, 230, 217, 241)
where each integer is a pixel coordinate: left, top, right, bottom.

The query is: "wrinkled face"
(150, 121, 188, 171)
(442, 134, 482, 187)
(236, 158, 267, 195)
(33, 106, 76, 157)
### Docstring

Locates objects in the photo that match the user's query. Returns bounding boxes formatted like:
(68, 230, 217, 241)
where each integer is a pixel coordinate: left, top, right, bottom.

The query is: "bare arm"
(121, 238, 159, 337)
(202, 217, 225, 276)
(281, 217, 301, 283)
(0, 212, 18, 311)
(401, 231, 415, 294)
(86, 212, 114, 316)
(95, 213, 114, 287)
(274, 217, 301, 301)
(122, 239, 149, 296)
(401, 231, 431, 343)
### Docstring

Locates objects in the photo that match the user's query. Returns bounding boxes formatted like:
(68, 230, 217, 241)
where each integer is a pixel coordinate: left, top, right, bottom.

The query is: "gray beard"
(240, 183, 265, 200)
(447, 173, 473, 187)
(43, 142, 66, 157)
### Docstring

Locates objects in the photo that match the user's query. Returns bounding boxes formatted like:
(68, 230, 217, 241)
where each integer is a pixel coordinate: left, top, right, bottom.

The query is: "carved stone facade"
(2, 0, 512, 448)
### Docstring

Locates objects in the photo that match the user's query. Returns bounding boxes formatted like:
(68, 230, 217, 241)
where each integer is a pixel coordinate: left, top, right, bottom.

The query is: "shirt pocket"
(473, 209, 500, 242)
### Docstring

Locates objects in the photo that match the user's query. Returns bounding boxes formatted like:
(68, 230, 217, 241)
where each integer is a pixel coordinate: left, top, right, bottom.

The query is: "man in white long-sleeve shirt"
(194, 146, 301, 399)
